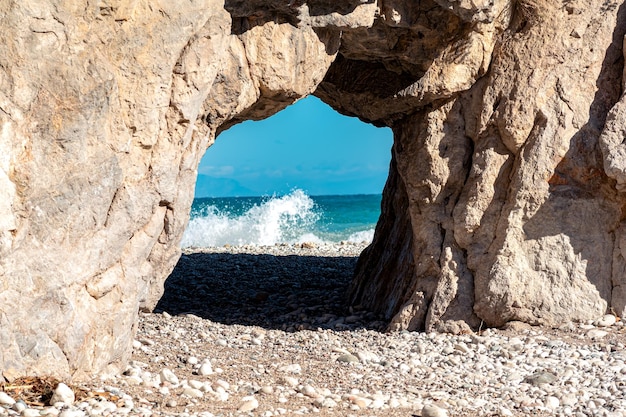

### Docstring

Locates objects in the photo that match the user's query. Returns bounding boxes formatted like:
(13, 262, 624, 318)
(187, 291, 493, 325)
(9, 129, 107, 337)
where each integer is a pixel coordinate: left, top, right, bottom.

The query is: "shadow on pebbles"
(1, 243, 625, 417)
(155, 243, 385, 331)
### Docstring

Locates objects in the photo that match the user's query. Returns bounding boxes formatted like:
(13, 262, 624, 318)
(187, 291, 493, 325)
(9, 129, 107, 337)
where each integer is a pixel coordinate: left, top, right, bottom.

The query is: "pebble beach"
(1, 243, 625, 417)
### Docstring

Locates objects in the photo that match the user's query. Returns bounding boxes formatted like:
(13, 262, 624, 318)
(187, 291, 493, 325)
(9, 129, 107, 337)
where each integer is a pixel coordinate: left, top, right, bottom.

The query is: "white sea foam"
(181, 190, 321, 247)
(182, 189, 378, 247)
(347, 229, 375, 243)
(294, 232, 325, 244)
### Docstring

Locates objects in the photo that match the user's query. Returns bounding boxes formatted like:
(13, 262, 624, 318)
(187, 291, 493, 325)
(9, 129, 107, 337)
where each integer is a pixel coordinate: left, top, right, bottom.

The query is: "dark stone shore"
(155, 243, 386, 331)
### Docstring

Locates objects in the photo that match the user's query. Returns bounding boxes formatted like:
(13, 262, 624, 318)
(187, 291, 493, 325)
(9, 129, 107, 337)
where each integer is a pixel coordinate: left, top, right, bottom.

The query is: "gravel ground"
(1, 243, 625, 417)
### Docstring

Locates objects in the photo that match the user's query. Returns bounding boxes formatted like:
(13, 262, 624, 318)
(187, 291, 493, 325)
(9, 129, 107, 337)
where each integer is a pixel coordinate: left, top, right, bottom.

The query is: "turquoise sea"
(181, 190, 381, 247)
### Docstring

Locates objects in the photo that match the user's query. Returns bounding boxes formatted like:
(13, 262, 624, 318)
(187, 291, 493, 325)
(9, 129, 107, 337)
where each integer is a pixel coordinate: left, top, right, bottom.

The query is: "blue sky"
(195, 96, 393, 197)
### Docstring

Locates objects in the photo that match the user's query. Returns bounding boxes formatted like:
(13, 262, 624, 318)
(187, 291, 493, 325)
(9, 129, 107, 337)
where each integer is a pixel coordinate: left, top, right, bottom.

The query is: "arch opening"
(183, 95, 393, 248)
(156, 96, 392, 330)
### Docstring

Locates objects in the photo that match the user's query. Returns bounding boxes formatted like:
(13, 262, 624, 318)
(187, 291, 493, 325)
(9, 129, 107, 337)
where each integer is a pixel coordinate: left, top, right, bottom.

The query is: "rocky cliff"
(1, 0, 625, 379)
(350, 0, 626, 334)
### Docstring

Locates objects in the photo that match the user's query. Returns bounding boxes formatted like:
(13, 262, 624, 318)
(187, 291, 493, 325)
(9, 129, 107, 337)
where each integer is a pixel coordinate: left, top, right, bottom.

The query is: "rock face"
(0, 0, 625, 378)
(0, 0, 339, 380)
(350, 0, 626, 333)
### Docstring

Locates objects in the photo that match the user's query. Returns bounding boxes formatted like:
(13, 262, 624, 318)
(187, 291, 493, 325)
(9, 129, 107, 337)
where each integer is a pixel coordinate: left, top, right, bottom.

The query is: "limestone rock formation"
(0, 0, 339, 380)
(1, 0, 626, 379)
(350, 0, 626, 333)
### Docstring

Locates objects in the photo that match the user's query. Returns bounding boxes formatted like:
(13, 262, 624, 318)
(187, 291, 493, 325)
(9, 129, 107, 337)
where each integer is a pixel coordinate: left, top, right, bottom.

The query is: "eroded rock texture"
(350, 0, 626, 333)
(0, 0, 339, 380)
(1, 0, 626, 379)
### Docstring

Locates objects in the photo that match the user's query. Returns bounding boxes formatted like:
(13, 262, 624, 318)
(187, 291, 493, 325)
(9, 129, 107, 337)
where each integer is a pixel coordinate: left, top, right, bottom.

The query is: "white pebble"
(454, 343, 472, 354)
(282, 376, 299, 387)
(422, 404, 448, 417)
(336, 353, 359, 363)
(125, 375, 142, 385)
(188, 380, 204, 390)
(160, 368, 179, 385)
(356, 350, 380, 363)
(587, 329, 608, 339)
(545, 396, 560, 409)
(499, 407, 513, 416)
(183, 387, 203, 398)
(21, 409, 41, 417)
(211, 388, 229, 402)
(300, 385, 318, 398)
(561, 394, 577, 406)
(370, 397, 386, 409)
(13, 402, 26, 412)
(313, 397, 337, 408)
(278, 363, 301, 374)
(260, 386, 274, 395)
(50, 383, 75, 406)
(198, 362, 213, 376)
(596, 314, 617, 327)
(348, 395, 371, 409)
(0, 392, 15, 406)
(214, 379, 230, 391)
(238, 396, 259, 412)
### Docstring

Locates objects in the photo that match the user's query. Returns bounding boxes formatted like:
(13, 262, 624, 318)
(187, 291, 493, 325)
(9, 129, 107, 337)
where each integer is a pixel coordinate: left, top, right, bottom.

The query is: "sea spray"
(182, 190, 318, 247)
(181, 190, 379, 247)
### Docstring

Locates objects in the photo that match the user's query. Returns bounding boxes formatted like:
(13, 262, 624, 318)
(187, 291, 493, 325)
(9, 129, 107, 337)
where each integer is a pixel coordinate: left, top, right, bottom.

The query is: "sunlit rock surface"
(1, 0, 626, 378)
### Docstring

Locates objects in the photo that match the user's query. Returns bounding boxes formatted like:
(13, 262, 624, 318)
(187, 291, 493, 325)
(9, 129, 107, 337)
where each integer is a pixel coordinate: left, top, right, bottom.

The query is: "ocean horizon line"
(194, 191, 383, 199)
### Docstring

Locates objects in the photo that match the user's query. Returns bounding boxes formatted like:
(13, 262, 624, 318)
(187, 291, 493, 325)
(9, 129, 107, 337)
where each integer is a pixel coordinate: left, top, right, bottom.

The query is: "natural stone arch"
(1, 0, 626, 380)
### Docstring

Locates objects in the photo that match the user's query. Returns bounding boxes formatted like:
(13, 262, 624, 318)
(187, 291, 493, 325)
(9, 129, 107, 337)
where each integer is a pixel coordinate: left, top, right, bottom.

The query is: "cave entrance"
(155, 95, 392, 330)
(182, 95, 392, 248)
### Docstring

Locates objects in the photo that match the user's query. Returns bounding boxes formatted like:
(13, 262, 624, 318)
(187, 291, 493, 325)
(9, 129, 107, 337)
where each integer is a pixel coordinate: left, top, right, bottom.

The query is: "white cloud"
(198, 165, 235, 177)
